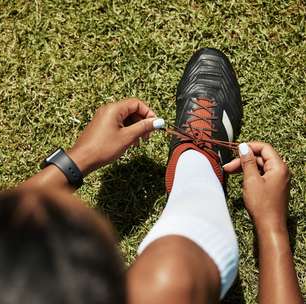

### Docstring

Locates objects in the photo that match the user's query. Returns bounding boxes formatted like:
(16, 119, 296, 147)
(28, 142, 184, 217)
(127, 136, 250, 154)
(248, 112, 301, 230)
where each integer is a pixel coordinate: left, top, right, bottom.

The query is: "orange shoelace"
(165, 124, 239, 152)
(161, 98, 239, 157)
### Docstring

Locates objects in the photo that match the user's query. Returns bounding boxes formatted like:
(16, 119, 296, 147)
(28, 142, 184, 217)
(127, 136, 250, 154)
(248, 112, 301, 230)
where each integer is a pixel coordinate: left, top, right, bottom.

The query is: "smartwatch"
(41, 148, 83, 188)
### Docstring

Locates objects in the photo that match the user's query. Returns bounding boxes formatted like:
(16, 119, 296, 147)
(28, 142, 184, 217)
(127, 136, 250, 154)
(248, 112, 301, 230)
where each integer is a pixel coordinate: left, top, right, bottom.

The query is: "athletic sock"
(138, 150, 239, 299)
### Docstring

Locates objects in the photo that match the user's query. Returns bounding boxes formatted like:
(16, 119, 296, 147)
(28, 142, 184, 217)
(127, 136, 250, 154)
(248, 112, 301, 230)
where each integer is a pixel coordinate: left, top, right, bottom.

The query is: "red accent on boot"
(165, 98, 224, 193)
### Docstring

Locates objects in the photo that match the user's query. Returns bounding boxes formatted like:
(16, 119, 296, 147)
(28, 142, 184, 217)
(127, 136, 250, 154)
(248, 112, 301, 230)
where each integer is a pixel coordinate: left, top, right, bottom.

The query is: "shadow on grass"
(96, 155, 165, 239)
(287, 216, 299, 252)
(222, 274, 246, 304)
(223, 197, 247, 304)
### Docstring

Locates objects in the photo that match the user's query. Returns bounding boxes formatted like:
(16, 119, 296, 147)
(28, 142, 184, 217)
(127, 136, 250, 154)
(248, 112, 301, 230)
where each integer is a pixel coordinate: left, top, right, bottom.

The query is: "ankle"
(165, 144, 223, 193)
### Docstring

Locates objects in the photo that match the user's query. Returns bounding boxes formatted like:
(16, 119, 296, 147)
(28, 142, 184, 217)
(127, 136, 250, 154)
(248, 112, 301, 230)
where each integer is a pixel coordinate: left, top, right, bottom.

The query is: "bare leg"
(128, 236, 220, 304)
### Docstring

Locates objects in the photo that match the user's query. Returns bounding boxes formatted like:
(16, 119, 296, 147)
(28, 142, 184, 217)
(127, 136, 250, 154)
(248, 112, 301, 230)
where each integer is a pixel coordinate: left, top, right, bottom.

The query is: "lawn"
(0, 0, 305, 303)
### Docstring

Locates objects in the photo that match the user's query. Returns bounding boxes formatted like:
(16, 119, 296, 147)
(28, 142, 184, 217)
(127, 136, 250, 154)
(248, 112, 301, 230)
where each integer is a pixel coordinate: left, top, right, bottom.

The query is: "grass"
(0, 0, 305, 302)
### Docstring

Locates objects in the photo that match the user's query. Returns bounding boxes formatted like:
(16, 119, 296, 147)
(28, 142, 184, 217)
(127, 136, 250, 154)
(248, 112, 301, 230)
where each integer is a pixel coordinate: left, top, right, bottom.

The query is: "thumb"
(239, 143, 260, 178)
(125, 117, 164, 142)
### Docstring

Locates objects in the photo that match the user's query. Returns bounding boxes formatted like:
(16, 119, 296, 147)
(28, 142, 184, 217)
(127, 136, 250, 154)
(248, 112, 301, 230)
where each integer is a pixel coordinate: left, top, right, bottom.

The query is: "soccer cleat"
(165, 48, 243, 193)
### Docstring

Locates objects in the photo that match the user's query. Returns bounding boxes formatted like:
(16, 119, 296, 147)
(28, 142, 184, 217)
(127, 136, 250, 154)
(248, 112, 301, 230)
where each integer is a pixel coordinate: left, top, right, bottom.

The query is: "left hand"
(68, 98, 157, 175)
(223, 142, 290, 230)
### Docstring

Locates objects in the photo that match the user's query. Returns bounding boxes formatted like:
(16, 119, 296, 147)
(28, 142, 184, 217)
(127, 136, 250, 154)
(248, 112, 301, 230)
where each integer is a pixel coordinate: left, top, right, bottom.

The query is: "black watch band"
(41, 148, 83, 188)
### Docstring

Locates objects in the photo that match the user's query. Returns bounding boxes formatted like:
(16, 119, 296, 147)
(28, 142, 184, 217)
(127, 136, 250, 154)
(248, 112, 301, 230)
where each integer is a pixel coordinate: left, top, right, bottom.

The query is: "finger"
(118, 98, 156, 121)
(124, 117, 157, 143)
(124, 111, 158, 126)
(123, 113, 141, 127)
(247, 141, 284, 174)
(239, 143, 261, 179)
(248, 142, 282, 162)
(223, 158, 241, 173)
(223, 156, 265, 174)
(256, 156, 264, 167)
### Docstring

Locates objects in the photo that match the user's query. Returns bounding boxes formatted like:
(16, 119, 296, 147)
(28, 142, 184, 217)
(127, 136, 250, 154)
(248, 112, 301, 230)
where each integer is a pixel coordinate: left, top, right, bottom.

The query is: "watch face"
(46, 149, 62, 162)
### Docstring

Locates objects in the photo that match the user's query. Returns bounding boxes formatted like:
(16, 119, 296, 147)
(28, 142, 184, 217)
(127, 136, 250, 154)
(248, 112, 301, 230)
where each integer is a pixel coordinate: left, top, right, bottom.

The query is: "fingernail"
(239, 143, 249, 156)
(153, 118, 165, 129)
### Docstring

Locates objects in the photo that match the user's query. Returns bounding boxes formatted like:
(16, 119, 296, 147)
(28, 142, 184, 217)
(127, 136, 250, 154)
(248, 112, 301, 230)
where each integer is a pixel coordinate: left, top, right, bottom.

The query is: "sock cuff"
(138, 215, 239, 299)
(165, 144, 224, 193)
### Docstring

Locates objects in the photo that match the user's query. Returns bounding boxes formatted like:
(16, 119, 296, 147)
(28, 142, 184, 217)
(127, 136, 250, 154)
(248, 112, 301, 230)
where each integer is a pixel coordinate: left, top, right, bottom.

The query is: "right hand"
(224, 142, 290, 230)
(68, 98, 157, 175)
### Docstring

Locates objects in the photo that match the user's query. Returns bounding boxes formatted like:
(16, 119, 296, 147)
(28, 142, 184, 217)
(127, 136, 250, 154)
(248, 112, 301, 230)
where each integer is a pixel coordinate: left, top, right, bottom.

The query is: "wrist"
(66, 146, 93, 177)
(253, 212, 287, 233)
(256, 225, 291, 258)
(255, 219, 288, 238)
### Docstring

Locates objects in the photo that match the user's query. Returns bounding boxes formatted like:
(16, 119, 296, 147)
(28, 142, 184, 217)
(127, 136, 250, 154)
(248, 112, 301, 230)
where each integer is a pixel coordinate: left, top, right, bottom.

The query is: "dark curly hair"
(0, 190, 126, 304)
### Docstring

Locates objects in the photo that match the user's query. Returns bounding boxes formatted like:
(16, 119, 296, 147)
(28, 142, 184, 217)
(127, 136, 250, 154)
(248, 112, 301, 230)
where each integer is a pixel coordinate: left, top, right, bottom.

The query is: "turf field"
(0, 1, 305, 302)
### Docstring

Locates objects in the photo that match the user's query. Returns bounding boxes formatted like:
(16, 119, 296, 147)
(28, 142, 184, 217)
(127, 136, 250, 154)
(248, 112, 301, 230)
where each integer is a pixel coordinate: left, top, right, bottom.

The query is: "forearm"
(19, 164, 74, 191)
(256, 224, 303, 304)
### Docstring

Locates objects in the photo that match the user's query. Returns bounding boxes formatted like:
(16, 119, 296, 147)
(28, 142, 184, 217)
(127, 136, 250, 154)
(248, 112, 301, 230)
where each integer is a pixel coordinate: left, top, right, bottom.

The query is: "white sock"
(138, 150, 239, 299)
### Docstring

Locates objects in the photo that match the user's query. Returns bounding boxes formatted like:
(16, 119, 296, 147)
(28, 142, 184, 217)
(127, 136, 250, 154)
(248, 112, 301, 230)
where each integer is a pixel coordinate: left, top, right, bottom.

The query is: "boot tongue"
(185, 98, 214, 149)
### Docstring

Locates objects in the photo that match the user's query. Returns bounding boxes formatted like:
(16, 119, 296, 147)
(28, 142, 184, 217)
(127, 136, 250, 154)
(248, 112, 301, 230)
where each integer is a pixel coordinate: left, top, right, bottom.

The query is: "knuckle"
(274, 162, 291, 183)
(97, 104, 109, 115)
(143, 120, 150, 132)
(282, 162, 289, 173)
(278, 162, 289, 176)
(105, 103, 115, 112)
(105, 104, 119, 117)
(242, 157, 256, 166)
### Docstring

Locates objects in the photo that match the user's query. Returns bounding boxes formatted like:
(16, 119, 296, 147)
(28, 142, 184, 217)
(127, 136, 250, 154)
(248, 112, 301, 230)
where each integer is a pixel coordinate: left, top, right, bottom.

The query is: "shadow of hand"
(96, 155, 165, 239)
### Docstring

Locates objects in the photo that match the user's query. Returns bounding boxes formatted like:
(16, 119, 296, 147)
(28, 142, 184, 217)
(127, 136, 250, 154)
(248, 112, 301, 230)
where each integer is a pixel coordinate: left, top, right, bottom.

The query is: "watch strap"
(42, 148, 83, 188)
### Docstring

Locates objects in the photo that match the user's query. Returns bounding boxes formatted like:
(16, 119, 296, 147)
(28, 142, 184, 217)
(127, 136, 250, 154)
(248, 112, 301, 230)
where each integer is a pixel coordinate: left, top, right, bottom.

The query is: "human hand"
(223, 142, 290, 231)
(68, 98, 159, 175)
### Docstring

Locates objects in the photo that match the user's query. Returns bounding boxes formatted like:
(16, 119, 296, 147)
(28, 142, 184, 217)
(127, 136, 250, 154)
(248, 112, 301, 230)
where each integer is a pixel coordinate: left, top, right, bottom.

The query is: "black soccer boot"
(165, 48, 242, 193)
